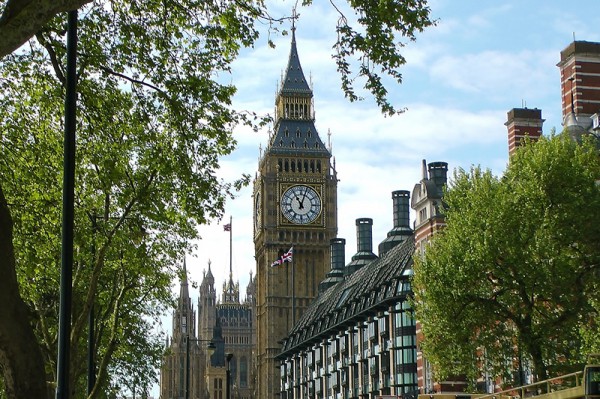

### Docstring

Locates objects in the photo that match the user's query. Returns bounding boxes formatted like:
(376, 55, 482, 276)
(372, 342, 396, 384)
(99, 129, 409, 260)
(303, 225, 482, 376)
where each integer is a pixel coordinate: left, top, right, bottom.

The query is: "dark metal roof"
(344, 250, 378, 276)
(318, 268, 344, 294)
(268, 120, 329, 156)
(378, 229, 412, 257)
(267, 30, 331, 158)
(280, 29, 312, 96)
(278, 235, 415, 357)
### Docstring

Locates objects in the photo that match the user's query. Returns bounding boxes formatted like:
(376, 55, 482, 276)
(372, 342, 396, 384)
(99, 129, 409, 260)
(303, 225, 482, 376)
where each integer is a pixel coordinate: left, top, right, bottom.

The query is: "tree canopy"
(0, 0, 435, 398)
(413, 134, 600, 388)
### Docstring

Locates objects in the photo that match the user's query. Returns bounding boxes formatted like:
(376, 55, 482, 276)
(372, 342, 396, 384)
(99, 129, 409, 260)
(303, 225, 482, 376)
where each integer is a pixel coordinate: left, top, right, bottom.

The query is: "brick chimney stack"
(411, 160, 448, 252)
(505, 108, 544, 157)
(557, 41, 600, 125)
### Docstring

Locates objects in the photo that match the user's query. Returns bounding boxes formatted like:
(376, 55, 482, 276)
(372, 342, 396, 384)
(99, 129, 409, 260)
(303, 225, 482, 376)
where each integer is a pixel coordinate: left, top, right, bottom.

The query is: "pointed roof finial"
(206, 259, 214, 281)
(291, 6, 298, 34)
(224, 215, 233, 278)
(179, 257, 190, 303)
(279, 12, 311, 96)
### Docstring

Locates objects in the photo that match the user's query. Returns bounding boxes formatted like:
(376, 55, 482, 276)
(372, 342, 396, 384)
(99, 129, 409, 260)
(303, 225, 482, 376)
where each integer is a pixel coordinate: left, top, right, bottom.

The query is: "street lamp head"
(207, 341, 216, 356)
(226, 353, 233, 362)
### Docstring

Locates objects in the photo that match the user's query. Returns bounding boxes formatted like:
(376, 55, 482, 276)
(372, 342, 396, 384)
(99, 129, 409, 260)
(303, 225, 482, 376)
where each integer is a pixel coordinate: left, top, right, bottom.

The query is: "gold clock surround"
(254, 192, 261, 232)
(279, 184, 323, 225)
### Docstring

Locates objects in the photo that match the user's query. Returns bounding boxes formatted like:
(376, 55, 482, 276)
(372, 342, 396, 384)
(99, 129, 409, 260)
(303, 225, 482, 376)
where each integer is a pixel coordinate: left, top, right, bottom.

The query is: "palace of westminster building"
(160, 28, 600, 399)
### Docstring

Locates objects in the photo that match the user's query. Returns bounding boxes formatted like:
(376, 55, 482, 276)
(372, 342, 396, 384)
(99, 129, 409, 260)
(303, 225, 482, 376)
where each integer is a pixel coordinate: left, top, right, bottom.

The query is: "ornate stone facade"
(253, 29, 338, 399)
(198, 264, 256, 399)
(160, 262, 207, 399)
(160, 262, 256, 399)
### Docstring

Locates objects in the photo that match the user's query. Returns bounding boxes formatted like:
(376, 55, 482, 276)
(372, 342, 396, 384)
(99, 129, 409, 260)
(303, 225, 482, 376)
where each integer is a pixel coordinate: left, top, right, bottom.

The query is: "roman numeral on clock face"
(280, 185, 322, 224)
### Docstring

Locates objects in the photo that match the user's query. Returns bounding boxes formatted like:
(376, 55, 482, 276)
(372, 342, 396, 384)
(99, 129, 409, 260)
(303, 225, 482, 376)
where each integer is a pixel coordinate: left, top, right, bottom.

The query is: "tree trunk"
(0, 0, 93, 59)
(0, 183, 49, 399)
(528, 337, 548, 383)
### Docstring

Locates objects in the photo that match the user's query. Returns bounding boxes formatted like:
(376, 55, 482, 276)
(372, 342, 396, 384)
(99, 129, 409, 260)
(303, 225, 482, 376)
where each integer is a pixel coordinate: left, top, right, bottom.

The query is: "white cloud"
(466, 4, 513, 29)
(176, 0, 596, 307)
(156, 3, 600, 395)
(430, 50, 554, 97)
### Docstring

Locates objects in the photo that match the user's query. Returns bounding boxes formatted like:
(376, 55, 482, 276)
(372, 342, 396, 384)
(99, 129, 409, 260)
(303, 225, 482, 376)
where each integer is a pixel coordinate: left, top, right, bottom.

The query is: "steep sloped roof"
(267, 29, 330, 157)
(279, 235, 415, 356)
(268, 119, 329, 156)
(280, 28, 312, 96)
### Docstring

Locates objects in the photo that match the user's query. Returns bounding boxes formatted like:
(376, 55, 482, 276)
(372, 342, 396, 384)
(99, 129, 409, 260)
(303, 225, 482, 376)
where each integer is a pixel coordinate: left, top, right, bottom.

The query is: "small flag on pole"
(271, 246, 293, 267)
(223, 223, 231, 232)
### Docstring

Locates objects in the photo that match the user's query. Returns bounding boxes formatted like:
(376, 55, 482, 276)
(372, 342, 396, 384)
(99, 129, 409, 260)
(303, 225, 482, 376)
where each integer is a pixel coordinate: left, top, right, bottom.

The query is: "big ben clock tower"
(253, 28, 338, 398)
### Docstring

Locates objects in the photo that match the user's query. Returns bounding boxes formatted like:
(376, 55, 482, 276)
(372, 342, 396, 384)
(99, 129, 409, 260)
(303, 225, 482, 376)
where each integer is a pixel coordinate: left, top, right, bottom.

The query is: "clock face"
(281, 185, 322, 224)
(254, 192, 261, 231)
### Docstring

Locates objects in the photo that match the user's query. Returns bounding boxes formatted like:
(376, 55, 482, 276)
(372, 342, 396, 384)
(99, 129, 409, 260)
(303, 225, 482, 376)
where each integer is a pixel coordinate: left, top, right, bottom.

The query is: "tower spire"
(228, 215, 233, 280)
(268, 28, 330, 156)
(279, 23, 311, 96)
(291, 6, 297, 33)
(179, 258, 190, 305)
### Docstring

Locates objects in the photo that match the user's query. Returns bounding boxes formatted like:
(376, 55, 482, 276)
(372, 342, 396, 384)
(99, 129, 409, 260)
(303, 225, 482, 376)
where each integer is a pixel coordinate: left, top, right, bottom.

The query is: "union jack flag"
(223, 223, 231, 232)
(271, 246, 293, 267)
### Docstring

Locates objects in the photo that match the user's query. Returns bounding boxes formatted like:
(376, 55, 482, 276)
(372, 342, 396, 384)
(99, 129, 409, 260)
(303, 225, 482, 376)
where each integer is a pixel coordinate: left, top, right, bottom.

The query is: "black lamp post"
(186, 337, 216, 399)
(55, 9, 78, 399)
(226, 353, 234, 399)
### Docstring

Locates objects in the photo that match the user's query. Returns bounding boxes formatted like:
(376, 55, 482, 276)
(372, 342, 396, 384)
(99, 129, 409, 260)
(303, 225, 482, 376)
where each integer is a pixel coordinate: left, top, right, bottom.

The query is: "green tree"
(0, 1, 435, 398)
(413, 134, 600, 387)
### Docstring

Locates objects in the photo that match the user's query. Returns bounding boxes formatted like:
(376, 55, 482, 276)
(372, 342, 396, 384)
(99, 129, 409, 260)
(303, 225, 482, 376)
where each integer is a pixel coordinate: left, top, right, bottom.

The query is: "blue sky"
(164, 0, 600, 345)
(151, 0, 600, 396)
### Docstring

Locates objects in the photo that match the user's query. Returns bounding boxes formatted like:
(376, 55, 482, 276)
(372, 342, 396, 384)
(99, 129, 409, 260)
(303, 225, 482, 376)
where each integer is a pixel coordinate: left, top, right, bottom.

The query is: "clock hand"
(295, 196, 304, 209)
(301, 187, 308, 204)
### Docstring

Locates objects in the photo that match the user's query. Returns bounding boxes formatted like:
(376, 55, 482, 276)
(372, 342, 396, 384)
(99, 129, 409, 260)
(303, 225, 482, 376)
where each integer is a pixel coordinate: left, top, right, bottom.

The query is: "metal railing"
(479, 371, 584, 399)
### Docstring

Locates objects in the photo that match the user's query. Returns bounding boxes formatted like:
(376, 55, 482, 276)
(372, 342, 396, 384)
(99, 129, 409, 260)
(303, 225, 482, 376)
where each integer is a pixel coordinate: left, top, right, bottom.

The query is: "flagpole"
(229, 215, 232, 279)
(291, 244, 295, 326)
(270, 245, 295, 329)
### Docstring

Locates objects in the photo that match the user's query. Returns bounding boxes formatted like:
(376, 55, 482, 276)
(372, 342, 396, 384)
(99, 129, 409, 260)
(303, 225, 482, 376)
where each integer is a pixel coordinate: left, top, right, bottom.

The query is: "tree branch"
(97, 65, 168, 98)
(0, 0, 92, 59)
(90, 278, 128, 398)
(35, 31, 65, 85)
